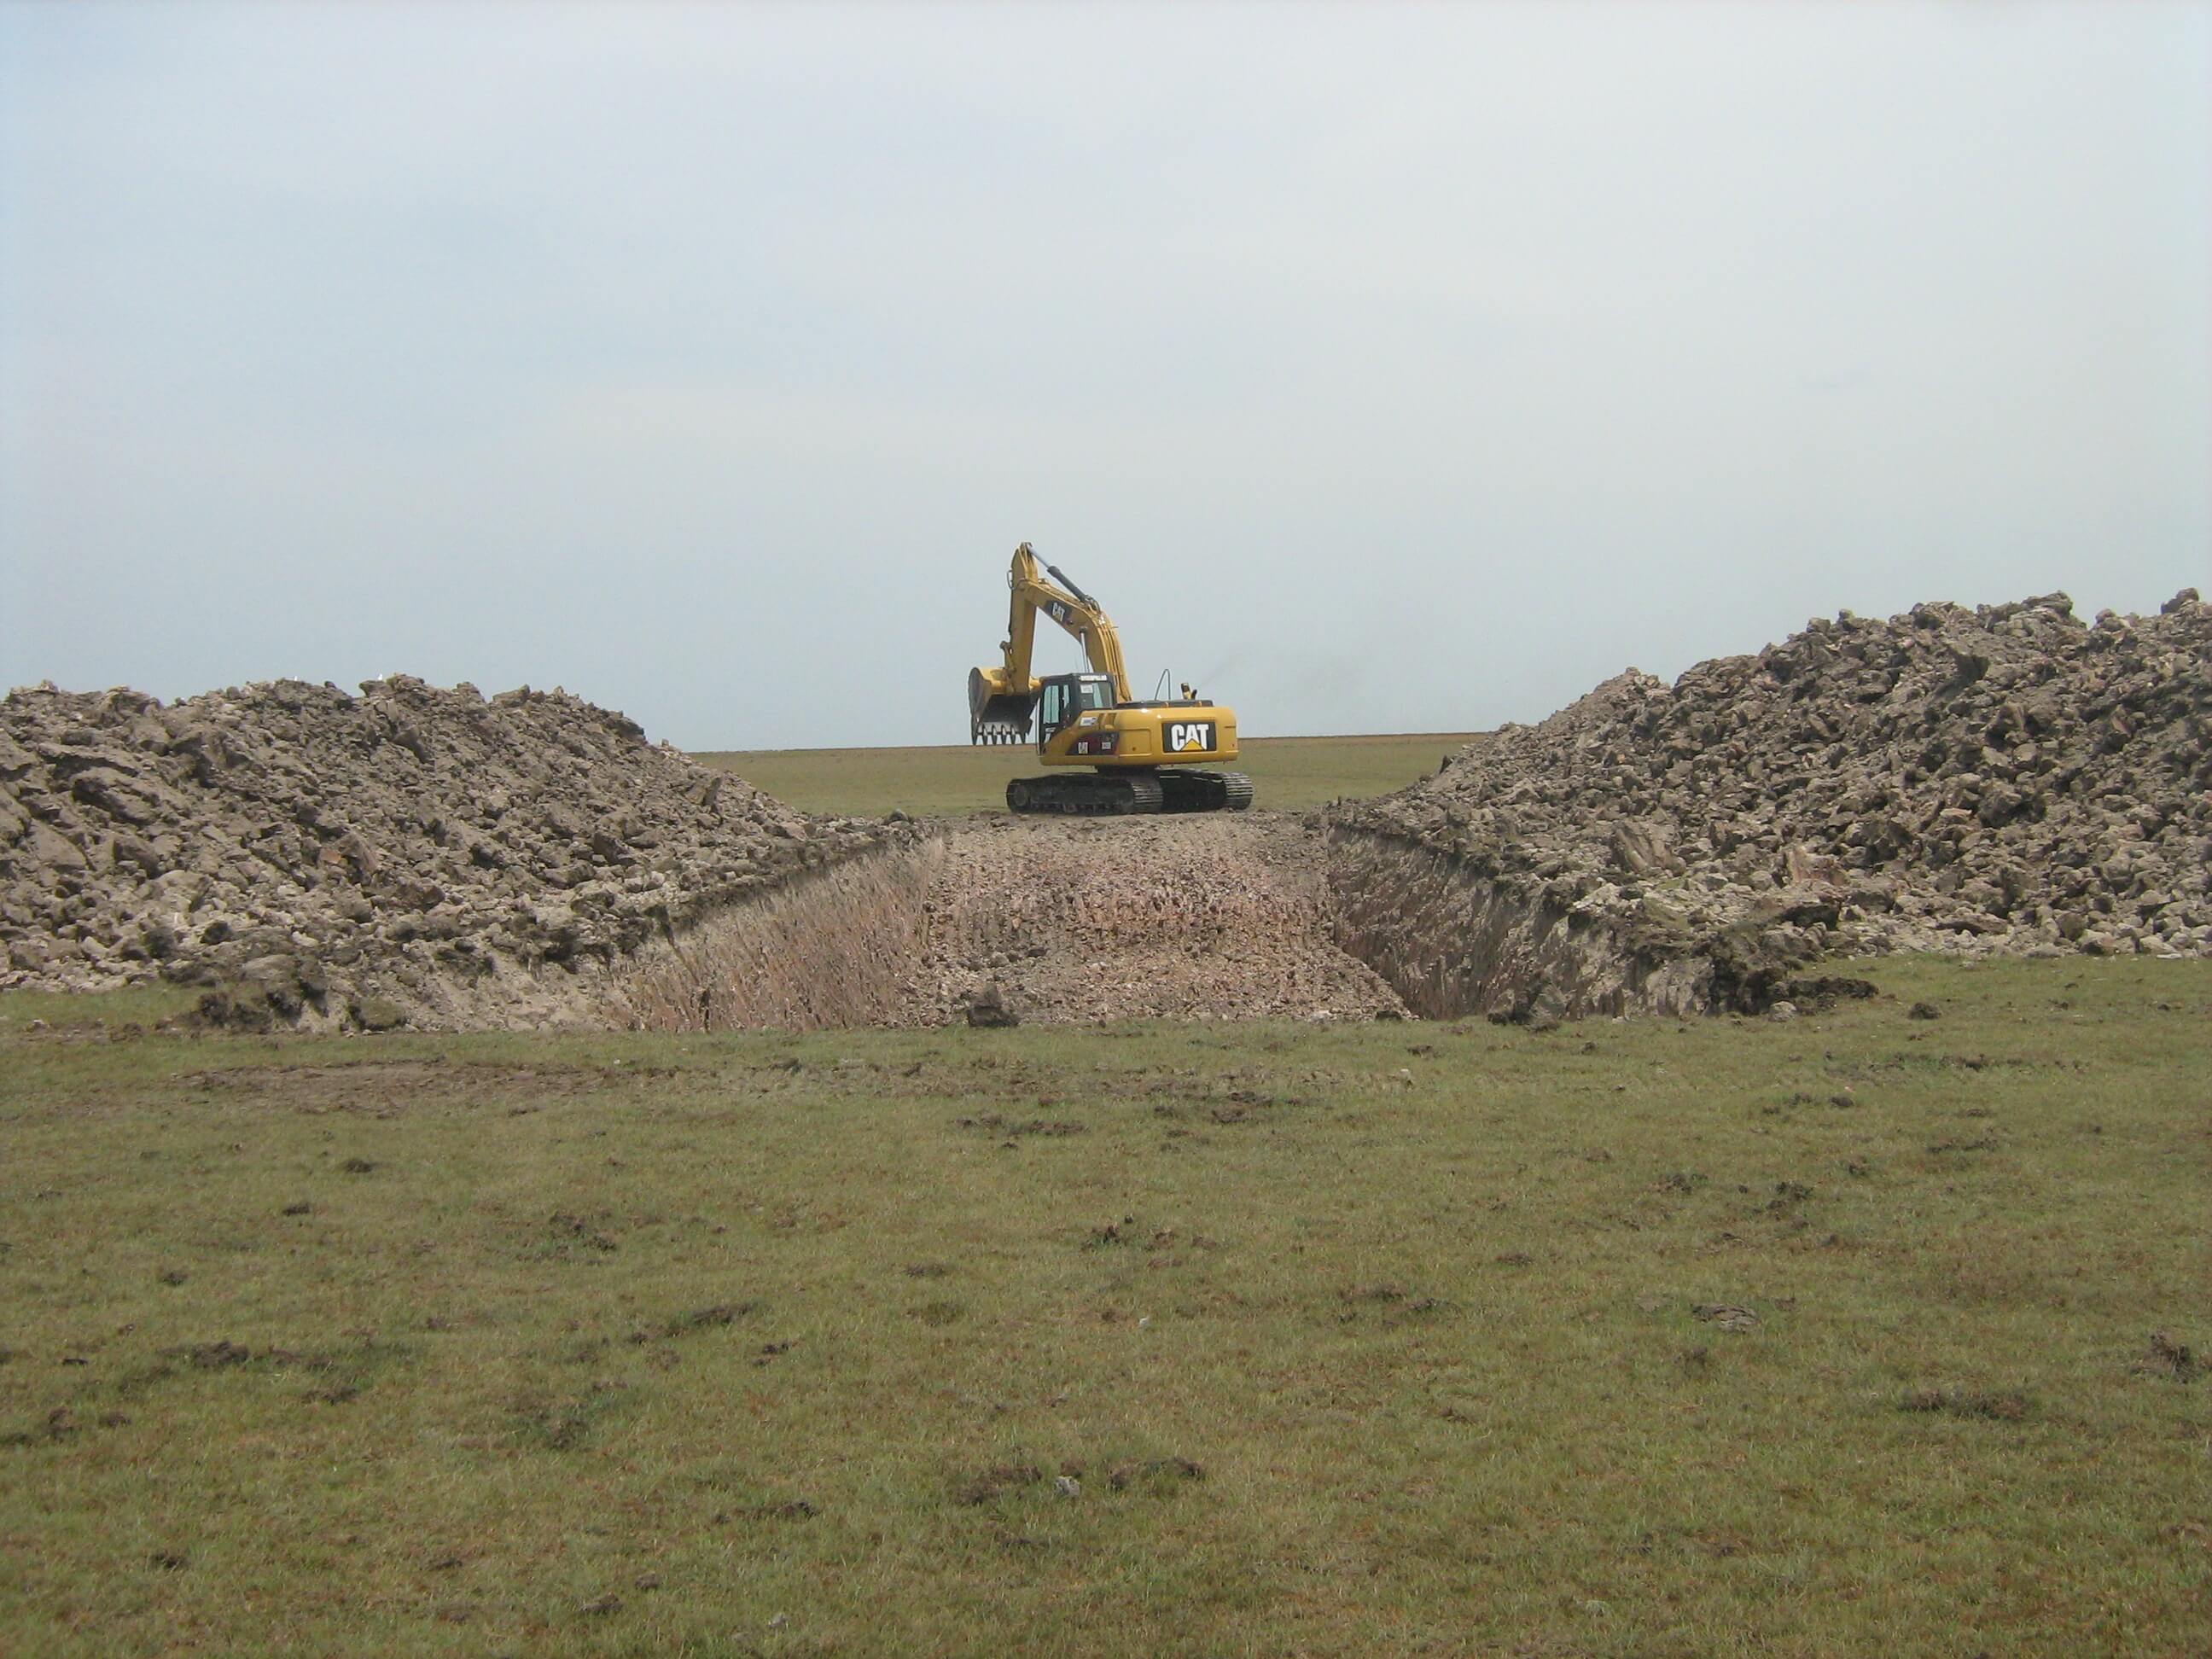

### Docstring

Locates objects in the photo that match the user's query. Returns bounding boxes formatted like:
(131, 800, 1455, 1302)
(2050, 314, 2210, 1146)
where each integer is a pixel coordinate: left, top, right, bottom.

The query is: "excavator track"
(1158, 769, 1255, 813)
(1004, 770, 1253, 816)
(1007, 771, 1166, 816)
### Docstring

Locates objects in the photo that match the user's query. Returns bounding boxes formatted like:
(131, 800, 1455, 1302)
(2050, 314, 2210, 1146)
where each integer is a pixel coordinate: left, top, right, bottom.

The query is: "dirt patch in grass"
(1927, 1133, 2002, 1155)
(650, 1302, 760, 1340)
(1899, 1387, 2032, 1422)
(1105, 1457, 1205, 1491)
(534, 1210, 621, 1259)
(955, 1112, 1088, 1139)
(179, 1339, 254, 1369)
(513, 1383, 632, 1452)
(955, 1455, 1203, 1507)
(175, 1057, 608, 1112)
(956, 1463, 1043, 1505)
(2130, 1330, 2198, 1382)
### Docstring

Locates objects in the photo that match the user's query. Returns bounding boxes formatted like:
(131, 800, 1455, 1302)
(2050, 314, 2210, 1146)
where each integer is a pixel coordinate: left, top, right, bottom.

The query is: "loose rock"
(0, 677, 903, 1028)
(1330, 591, 2211, 1015)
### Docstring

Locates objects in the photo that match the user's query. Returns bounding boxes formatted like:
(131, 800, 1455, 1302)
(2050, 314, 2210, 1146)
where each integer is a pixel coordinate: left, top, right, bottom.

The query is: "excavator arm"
(969, 544, 1132, 742)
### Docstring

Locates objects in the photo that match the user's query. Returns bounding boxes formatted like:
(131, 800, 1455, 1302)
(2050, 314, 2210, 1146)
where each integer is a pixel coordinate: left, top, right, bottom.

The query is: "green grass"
(3, 958, 2205, 1655)
(0, 984, 201, 1036)
(694, 731, 1481, 818)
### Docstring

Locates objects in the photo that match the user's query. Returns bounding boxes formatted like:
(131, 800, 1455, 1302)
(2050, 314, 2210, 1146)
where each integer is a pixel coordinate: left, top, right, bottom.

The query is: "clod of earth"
(963, 983, 1019, 1027)
(1692, 1303, 1761, 1332)
(2131, 1331, 2199, 1382)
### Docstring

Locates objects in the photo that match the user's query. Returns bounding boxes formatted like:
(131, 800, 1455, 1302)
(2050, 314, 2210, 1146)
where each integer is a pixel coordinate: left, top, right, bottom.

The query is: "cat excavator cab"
(968, 544, 1254, 814)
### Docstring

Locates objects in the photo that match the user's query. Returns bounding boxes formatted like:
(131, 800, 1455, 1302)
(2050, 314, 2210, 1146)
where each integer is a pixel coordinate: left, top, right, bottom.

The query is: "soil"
(902, 815, 1407, 1026)
(614, 813, 1406, 1030)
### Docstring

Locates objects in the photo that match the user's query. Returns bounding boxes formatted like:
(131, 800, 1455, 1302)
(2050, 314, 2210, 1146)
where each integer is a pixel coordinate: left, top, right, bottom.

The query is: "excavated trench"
(1320, 829, 1717, 1021)
(610, 814, 1674, 1032)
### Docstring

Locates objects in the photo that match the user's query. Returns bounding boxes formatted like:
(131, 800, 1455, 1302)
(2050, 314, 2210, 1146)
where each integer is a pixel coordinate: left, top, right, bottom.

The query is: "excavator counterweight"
(968, 544, 1253, 815)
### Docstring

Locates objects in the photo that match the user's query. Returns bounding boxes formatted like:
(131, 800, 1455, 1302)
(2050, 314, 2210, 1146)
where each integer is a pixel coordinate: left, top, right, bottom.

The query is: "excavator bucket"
(969, 667, 1036, 746)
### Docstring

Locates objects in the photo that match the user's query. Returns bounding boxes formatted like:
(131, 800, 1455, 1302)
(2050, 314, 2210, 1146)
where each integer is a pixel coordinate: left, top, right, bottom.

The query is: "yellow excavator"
(969, 543, 1254, 814)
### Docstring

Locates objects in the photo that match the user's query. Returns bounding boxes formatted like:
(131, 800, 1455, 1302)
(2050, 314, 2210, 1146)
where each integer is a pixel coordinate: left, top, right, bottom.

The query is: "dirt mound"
(0, 677, 901, 1028)
(1330, 590, 2211, 1014)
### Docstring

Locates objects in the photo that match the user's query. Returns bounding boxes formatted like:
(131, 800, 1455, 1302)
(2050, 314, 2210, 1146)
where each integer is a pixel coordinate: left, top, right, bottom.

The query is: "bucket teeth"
(969, 690, 1038, 746)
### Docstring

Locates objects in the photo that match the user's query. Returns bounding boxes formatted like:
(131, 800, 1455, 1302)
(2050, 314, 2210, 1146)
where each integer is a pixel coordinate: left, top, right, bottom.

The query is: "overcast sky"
(3, 2, 2205, 749)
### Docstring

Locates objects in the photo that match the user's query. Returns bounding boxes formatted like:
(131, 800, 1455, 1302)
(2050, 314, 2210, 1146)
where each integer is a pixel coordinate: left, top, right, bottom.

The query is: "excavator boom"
(969, 544, 1132, 742)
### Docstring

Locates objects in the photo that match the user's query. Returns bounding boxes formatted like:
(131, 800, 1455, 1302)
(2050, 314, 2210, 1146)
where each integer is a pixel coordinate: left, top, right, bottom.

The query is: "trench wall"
(1323, 829, 1714, 1020)
(611, 841, 947, 1031)
(608, 822, 1723, 1034)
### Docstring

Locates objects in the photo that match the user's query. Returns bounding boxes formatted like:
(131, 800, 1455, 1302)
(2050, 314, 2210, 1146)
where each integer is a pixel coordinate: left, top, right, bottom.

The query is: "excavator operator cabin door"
(1037, 678, 1071, 753)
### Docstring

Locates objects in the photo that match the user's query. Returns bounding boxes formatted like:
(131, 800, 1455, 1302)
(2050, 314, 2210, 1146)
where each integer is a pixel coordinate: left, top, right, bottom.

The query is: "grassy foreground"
(695, 732, 1481, 818)
(2, 959, 2205, 1656)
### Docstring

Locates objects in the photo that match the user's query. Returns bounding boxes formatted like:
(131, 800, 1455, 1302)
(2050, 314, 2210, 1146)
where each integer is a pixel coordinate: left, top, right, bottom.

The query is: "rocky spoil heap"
(0, 676, 900, 1027)
(1332, 591, 2212, 1008)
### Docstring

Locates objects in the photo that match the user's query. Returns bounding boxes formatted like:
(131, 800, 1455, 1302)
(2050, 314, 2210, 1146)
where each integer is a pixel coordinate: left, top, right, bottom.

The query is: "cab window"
(1040, 682, 1067, 732)
(1077, 678, 1114, 712)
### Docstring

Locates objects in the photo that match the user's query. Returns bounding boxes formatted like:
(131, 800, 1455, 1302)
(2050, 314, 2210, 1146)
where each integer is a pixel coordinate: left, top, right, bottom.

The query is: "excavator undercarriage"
(1004, 766, 1254, 817)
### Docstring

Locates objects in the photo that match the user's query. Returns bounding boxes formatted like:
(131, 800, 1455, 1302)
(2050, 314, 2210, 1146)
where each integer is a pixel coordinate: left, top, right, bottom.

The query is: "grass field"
(3, 959, 2205, 1655)
(695, 732, 1482, 818)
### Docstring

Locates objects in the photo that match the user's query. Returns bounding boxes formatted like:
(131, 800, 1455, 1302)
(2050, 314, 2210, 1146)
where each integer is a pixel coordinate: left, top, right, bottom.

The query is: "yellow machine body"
(1031, 680, 1239, 768)
(969, 544, 1252, 814)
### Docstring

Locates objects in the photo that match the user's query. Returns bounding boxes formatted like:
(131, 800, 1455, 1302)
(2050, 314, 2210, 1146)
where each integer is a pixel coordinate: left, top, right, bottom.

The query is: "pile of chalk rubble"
(1334, 590, 2212, 983)
(0, 676, 905, 1028)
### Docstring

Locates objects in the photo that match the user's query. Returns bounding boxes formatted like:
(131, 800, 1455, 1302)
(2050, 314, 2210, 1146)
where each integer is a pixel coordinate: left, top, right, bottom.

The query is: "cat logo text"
(1166, 721, 1215, 754)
